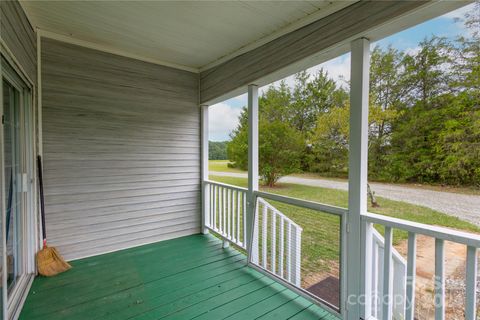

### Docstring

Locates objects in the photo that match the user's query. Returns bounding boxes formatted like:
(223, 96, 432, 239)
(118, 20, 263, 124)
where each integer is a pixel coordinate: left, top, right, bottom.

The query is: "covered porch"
(20, 234, 337, 320)
(1, 1, 478, 320)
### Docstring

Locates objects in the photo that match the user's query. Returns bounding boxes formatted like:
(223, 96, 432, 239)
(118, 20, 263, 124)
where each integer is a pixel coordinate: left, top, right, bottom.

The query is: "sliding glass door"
(3, 79, 24, 294)
(1, 55, 35, 319)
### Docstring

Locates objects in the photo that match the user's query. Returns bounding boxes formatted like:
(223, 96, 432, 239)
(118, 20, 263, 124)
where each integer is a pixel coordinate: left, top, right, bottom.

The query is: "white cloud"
(404, 46, 421, 56)
(211, 55, 351, 140)
(261, 53, 351, 93)
(209, 102, 243, 141)
(441, 3, 477, 37)
(310, 54, 351, 87)
(441, 3, 474, 20)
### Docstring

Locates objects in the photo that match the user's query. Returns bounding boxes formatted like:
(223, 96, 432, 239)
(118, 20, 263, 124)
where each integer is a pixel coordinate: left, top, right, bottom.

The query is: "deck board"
(20, 234, 339, 320)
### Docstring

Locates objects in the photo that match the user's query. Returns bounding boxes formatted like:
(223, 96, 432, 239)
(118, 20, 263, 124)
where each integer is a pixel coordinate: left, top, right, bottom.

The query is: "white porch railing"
(363, 212, 479, 320)
(251, 197, 303, 286)
(204, 180, 247, 249)
(202, 180, 479, 320)
(203, 180, 347, 315)
(370, 228, 407, 320)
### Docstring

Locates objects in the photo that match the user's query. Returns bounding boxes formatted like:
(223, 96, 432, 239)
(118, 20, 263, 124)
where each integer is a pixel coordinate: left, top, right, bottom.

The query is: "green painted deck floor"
(20, 234, 339, 320)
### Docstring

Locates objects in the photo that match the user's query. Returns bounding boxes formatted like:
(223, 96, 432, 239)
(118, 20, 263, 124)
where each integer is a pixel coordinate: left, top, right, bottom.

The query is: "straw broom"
(36, 155, 71, 276)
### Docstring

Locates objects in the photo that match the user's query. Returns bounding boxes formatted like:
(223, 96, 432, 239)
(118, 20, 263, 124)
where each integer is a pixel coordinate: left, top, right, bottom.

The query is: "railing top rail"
(203, 179, 248, 193)
(363, 212, 480, 248)
(257, 197, 303, 230)
(254, 190, 347, 217)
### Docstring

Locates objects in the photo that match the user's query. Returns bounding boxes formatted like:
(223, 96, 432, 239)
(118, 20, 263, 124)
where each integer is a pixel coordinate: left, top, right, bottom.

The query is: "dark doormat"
(306, 276, 340, 307)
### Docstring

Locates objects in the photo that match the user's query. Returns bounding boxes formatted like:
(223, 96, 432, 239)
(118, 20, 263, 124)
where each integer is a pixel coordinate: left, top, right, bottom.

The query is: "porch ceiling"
(19, 0, 354, 72)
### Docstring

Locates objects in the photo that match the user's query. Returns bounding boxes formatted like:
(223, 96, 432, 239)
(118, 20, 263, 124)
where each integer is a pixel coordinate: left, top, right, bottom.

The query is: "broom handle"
(37, 155, 47, 247)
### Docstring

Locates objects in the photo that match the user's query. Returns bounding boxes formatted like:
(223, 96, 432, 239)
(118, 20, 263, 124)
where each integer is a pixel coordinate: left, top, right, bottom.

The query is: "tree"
(290, 70, 342, 135)
(368, 46, 405, 177)
(259, 120, 304, 186)
(452, 1, 480, 95)
(227, 94, 304, 186)
(227, 4, 480, 187)
(311, 103, 350, 176)
(402, 37, 453, 106)
(209, 141, 228, 160)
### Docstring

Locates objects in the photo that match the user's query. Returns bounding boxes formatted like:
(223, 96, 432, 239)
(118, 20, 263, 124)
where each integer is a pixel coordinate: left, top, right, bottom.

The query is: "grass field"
(209, 175, 480, 285)
(209, 160, 246, 173)
(209, 160, 479, 195)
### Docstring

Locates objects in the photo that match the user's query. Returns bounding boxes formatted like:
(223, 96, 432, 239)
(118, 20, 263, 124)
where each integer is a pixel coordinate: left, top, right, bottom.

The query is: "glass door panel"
(3, 80, 24, 293)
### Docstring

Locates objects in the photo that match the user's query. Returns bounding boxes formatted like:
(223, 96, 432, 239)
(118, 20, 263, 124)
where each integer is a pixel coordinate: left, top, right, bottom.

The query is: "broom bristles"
(37, 245, 71, 277)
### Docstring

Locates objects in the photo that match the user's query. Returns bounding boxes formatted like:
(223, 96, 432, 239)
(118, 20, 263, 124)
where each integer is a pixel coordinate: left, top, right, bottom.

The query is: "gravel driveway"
(210, 171, 480, 227)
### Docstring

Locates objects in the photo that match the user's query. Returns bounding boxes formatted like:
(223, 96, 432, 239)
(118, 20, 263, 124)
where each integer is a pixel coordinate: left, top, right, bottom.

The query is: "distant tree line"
(209, 141, 228, 160)
(228, 5, 479, 187)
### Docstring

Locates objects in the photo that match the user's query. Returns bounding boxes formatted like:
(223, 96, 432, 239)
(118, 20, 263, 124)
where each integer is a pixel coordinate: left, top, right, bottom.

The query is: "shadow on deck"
(20, 234, 339, 320)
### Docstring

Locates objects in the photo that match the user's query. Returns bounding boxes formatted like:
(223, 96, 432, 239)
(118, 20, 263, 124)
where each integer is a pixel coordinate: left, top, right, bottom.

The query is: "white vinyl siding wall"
(41, 38, 200, 261)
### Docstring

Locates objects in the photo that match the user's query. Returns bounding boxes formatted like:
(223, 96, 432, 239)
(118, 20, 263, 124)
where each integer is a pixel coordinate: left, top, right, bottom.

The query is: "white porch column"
(246, 84, 259, 262)
(346, 37, 370, 320)
(201, 104, 210, 234)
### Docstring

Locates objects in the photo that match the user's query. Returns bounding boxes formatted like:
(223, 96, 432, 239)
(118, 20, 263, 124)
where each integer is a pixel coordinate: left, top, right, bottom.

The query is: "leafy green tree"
(259, 120, 304, 186)
(312, 103, 350, 176)
(227, 4, 480, 187)
(227, 106, 304, 186)
(290, 70, 342, 135)
(368, 46, 405, 177)
(209, 141, 228, 160)
(227, 107, 249, 170)
(452, 2, 480, 95)
(402, 37, 452, 105)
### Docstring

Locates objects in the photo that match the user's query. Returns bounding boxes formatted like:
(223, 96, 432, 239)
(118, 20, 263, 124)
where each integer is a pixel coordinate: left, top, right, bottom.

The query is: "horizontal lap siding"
(42, 38, 200, 261)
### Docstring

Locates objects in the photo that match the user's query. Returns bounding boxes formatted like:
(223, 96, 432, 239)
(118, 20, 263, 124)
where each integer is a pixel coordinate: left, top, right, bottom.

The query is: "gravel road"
(210, 171, 480, 227)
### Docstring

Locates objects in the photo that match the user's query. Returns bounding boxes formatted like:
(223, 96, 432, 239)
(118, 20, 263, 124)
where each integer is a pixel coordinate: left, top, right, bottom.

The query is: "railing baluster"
(279, 216, 284, 278)
(218, 186, 222, 232)
(227, 189, 231, 239)
(209, 184, 213, 229)
(231, 189, 234, 239)
(465, 246, 478, 320)
(372, 238, 379, 318)
(271, 211, 276, 275)
(405, 232, 417, 320)
(262, 205, 268, 268)
(291, 225, 301, 286)
(383, 226, 393, 320)
(237, 191, 241, 242)
(223, 187, 227, 234)
(287, 222, 292, 282)
(251, 198, 259, 263)
(231, 190, 237, 242)
(243, 193, 247, 245)
(435, 238, 445, 320)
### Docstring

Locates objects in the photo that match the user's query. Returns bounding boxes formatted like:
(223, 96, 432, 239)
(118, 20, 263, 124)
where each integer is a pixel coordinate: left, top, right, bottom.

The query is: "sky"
(208, 3, 475, 141)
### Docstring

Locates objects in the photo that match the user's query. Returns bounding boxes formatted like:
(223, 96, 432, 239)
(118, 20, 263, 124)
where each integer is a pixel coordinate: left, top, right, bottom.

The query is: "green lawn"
(209, 175, 480, 284)
(209, 160, 246, 173)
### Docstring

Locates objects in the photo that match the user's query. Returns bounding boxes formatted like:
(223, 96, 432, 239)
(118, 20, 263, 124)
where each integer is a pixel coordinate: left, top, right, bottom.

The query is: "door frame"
(1, 43, 38, 320)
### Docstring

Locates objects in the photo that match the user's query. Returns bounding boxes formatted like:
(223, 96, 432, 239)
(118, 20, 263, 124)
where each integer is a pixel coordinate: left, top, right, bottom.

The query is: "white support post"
(246, 84, 259, 263)
(347, 37, 370, 320)
(383, 227, 394, 320)
(465, 246, 478, 320)
(434, 239, 445, 320)
(362, 221, 373, 318)
(405, 232, 417, 320)
(201, 105, 210, 234)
